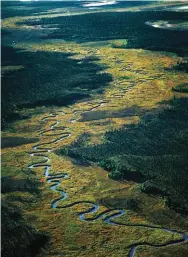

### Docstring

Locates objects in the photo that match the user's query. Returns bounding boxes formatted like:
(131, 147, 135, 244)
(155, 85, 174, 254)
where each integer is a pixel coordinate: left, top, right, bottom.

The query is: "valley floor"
(2, 2, 188, 257)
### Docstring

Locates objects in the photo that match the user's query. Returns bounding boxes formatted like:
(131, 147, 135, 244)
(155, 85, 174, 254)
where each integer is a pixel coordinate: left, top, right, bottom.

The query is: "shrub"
(172, 83, 188, 93)
(109, 170, 124, 180)
(100, 159, 117, 171)
(141, 180, 167, 196)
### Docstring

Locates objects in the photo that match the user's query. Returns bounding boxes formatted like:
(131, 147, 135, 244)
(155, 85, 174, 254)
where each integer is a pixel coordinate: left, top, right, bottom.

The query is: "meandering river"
(28, 98, 188, 257)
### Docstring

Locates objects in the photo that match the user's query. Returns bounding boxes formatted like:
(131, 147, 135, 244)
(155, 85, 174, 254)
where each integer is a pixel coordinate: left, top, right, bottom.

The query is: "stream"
(28, 99, 188, 257)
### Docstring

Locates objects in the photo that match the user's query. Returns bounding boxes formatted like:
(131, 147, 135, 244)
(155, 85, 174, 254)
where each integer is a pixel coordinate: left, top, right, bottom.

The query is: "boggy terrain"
(1, 1, 188, 257)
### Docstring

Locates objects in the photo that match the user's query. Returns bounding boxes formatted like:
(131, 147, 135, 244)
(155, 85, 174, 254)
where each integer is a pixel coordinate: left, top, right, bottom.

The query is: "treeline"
(59, 97, 188, 214)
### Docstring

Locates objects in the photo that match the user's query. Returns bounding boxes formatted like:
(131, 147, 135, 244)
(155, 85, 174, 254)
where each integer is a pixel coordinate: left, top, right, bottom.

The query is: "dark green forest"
(22, 10, 188, 55)
(59, 95, 188, 215)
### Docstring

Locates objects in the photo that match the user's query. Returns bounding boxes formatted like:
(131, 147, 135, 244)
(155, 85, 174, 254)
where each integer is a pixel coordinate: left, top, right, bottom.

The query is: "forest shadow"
(2, 46, 112, 129)
(1, 175, 49, 257)
(79, 105, 144, 122)
(1, 137, 39, 148)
